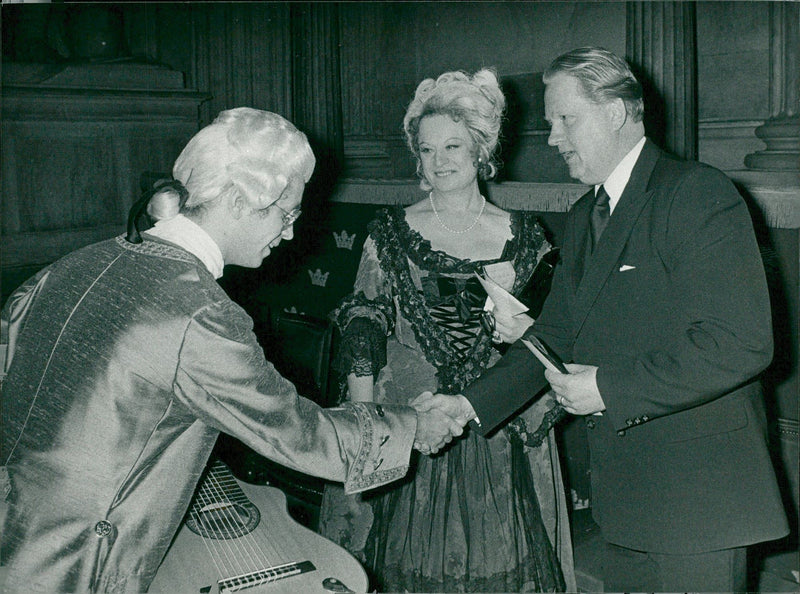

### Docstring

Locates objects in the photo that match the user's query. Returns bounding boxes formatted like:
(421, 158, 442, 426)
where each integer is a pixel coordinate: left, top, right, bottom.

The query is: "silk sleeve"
(173, 297, 415, 494)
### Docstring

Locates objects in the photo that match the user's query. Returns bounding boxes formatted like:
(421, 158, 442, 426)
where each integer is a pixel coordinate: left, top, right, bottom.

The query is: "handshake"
(410, 391, 478, 455)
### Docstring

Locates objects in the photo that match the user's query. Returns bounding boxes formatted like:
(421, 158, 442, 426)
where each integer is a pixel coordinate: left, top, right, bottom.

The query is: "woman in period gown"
(318, 69, 575, 593)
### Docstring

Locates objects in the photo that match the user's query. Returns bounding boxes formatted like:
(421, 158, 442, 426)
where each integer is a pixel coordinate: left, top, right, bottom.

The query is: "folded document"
(475, 270, 529, 317)
(521, 335, 568, 374)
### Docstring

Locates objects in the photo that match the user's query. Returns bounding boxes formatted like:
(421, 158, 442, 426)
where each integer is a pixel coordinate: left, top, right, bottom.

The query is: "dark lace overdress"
(319, 207, 575, 593)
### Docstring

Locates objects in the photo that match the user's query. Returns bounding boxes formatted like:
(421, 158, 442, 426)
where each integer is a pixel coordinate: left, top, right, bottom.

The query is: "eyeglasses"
(271, 203, 302, 229)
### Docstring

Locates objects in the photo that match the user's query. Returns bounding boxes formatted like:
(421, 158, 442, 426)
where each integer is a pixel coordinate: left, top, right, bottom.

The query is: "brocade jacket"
(0, 235, 416, 592)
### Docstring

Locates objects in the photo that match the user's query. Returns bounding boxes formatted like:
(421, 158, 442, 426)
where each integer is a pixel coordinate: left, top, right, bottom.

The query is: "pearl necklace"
(429, 192, 486, 234)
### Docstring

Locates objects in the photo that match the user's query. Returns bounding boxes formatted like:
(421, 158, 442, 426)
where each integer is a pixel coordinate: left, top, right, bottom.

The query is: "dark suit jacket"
(464, 139, 788, 553)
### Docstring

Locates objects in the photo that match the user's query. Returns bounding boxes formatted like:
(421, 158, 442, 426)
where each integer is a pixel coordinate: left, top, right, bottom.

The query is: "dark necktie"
(589, 185, 611, 251)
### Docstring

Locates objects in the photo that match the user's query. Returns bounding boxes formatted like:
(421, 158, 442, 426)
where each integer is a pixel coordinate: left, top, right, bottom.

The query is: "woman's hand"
(492, 311, 533, 343)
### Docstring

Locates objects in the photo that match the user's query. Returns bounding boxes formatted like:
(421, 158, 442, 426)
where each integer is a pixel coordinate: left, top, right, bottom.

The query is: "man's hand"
(411, 392, 478, 427)
(411, 391, 473, 454)
(545, 363, 606, 415)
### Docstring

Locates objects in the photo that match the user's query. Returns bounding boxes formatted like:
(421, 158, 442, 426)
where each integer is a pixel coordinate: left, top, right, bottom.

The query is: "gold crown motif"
(308, 268, 330, 287)
(333, 229, 356, 250)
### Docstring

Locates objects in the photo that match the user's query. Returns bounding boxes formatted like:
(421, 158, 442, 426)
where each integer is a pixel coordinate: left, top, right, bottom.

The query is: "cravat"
(589, 185, 611, 251)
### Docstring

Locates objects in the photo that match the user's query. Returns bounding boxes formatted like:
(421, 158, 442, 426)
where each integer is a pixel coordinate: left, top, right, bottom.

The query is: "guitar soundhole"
(185, 499, 261, 540)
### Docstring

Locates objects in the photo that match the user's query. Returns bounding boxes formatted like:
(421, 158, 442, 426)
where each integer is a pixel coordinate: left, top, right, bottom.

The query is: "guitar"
(150, 460, 368, 594)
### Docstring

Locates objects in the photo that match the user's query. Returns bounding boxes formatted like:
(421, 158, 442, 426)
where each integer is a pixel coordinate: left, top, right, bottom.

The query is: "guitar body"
(150, 461, 367, 594)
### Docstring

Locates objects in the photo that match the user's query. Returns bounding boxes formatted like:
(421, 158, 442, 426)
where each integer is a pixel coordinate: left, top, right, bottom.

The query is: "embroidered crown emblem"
(333, 229, 356, 250)
(308, 268, 330, 287)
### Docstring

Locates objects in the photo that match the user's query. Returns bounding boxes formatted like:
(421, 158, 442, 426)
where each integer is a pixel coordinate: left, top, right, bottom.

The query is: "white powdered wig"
(173, 107, 315, 210)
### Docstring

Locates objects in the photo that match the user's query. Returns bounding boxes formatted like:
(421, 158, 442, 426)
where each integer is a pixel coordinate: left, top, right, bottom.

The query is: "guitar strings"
(188, 473, 228, 580)
(200, 463, 290, 585)
(173, 461, 367, 593)
(202, 465, 266, 582)
(203, 467, 261, 585)
(191, 471, 239, 580)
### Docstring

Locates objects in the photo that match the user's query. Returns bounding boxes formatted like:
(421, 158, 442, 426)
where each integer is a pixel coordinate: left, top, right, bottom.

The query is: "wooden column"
(290, 2, 343, 196)
(338, 5, 394, 177)
(627, 1, 697, 161)
(745, 2, 800, 172)
(189, 3, 293, 126)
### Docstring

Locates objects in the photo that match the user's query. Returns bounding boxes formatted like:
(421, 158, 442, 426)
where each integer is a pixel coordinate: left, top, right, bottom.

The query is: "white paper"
(482, 261, 516, 291)
(475, 273, 529, 317)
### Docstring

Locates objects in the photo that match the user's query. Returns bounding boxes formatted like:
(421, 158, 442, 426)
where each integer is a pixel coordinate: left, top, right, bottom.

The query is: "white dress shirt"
(598, 136, 646, 214)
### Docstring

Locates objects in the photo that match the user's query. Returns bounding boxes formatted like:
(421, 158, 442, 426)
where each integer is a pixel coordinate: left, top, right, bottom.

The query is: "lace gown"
(319, 207, 575, 593)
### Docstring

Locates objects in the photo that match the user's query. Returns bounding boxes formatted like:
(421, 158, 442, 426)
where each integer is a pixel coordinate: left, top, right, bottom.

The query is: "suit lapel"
(572, 140, 662, 335)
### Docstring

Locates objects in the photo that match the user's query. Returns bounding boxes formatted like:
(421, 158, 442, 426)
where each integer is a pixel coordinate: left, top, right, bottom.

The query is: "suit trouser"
(602, 541, 747, 592)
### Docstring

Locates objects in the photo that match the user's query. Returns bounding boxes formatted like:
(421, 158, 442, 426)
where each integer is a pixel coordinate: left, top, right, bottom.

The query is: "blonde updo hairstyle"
(168, 107, 315, 220)
(403, 69, 505, 191)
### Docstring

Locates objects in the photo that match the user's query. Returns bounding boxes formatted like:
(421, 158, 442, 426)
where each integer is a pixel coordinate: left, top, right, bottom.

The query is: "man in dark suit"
(415, 47, 789, 592)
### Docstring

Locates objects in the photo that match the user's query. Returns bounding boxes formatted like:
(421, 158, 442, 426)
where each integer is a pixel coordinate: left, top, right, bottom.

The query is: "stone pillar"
(627, 1, 697, 161)
(745, 2, 800, 172)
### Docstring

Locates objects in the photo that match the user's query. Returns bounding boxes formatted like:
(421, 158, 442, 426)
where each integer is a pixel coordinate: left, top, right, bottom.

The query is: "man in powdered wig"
(0, 107, 465, 593)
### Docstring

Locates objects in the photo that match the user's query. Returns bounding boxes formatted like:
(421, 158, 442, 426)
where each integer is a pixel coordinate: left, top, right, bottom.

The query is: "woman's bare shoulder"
(404, 197, 431, 214)
(482, 201, 513, 232)
(403, 197, 433, 227)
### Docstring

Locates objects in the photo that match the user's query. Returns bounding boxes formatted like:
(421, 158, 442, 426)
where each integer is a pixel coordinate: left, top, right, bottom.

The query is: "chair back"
(266, 311, 334, 406)
(216, 311, 336, 527)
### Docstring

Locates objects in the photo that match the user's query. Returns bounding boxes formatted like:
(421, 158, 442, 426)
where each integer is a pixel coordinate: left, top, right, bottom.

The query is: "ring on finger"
(480, 310, 496, 335)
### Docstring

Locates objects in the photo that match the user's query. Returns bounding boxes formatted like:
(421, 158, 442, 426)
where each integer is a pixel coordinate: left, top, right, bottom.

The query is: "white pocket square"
(619, 265, 636, 271)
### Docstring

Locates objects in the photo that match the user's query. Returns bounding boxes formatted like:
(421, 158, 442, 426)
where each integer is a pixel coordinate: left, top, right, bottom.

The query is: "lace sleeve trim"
(329, 291, 394, 380)
(334, 316, 388, 379)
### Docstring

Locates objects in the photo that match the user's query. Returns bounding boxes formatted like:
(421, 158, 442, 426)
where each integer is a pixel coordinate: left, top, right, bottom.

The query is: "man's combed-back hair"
(544, 47, 644, 123)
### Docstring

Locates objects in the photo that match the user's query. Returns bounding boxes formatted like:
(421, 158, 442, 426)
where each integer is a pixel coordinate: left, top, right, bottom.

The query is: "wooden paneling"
(336, 2, 627, 181)
(190, 3, 293, 126)
(1, 84, 207, 279)
(627, 1, 698, 160)
(291, 2, 343, 188)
